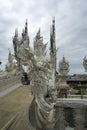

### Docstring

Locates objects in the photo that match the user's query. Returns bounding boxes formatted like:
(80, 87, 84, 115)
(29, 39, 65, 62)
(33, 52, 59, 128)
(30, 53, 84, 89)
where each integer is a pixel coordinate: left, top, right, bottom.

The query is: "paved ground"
(0, 85, 33, 130)
(0, 83, 21, 98)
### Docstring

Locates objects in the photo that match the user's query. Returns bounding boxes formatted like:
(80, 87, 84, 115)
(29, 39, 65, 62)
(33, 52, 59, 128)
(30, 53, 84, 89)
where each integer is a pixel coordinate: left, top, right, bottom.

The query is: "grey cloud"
(0, 0, 87, 74)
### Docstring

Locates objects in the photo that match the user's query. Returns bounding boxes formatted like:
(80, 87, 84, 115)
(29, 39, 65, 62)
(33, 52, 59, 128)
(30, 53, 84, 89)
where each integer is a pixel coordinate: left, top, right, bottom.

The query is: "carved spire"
(83, 56, 87, 71)
(50, 17, 55, 46)
(21, 20, 30, 48)
(8, 49, 13, 64)
(59, 55, 69, 76)
(15, 28, 18, 37)
(25, 19, 28, 35)
(22, 29, 25, 39)
(13, 28, 20, 62)
(50, 17, 56, 72)
(37, 28, 40, 35)
(34, 28, 43, 43)
(13, 28, 18, 43)
(35, 28, 42, 40)
(21, 20, 29, 39)
(33, 28, 47, 57)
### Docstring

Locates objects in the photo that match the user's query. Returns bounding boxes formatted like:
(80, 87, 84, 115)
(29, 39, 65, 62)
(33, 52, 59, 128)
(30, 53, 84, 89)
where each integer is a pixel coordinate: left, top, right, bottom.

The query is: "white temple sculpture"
(83, 56, 87, 71)
(12, 18, 58, 130)
(55, 56, 70, 98)
(33, 29, 47, 58)
(5, 50, 17, 73)
(59, 56, 69, 76)
(12, 18, 87, 130)
(13, 20, 30, 72)
(50, 17, 56, 73)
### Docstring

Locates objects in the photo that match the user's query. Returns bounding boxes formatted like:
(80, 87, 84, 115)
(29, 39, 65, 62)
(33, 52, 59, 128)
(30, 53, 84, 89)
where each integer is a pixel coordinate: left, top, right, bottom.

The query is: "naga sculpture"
(12, 18, 59, 130)
(5, 50, 18, 75)
(24, 48, 58, 130)
(12, 18, 87, 130)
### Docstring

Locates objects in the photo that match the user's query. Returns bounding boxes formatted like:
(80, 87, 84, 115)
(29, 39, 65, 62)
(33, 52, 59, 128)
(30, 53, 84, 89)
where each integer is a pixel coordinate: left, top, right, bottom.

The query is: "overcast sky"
(0, 0, 87, 74)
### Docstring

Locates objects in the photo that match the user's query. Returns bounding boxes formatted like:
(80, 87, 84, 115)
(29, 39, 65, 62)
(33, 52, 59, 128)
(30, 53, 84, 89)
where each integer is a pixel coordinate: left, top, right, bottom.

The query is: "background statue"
(83, 56, 87, 71)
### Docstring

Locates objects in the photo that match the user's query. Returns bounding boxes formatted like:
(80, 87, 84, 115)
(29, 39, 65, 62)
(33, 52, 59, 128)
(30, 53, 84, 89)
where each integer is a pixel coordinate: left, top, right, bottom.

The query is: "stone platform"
(0, 85, 33, 130)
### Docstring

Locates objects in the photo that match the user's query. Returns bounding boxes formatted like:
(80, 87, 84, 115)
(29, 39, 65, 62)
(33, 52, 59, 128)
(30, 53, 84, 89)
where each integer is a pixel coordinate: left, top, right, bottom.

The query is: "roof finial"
(15, 28, 18, 37)
(25, 19, 28, 34)
(52, 16, 55, 24)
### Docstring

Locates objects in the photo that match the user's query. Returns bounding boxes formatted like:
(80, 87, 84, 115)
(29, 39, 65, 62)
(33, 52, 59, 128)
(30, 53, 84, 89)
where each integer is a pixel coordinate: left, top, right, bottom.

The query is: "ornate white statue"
(13, 20, 30, 72)
(59, 56, 69, 76)
(5, 50, 17, 73)
(33, 29, 47, 63)
(83, 56, 87, 71)
(12, 19, 87, 130)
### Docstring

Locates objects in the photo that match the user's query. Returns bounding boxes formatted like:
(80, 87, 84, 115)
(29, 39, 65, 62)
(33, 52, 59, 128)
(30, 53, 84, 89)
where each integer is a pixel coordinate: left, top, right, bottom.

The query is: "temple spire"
(8, 49, 13, 64)
(50, 17, 56, 73)
(36, 28, 41, 39)
(25, 19, 28, 35)
(15, 28, 18, 37)
(22, 29, 25, 39)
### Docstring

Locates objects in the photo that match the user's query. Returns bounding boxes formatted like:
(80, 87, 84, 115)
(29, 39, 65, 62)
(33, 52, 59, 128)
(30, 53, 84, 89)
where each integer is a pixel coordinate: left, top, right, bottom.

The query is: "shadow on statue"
(21, 72, 30, 85)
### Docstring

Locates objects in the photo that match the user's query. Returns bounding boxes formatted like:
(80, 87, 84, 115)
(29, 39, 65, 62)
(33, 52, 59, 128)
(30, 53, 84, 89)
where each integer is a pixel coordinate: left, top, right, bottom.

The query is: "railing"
(67, 95, 87, 99)
(29, 96, 87, 130)
(54, 98, 87, 130)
